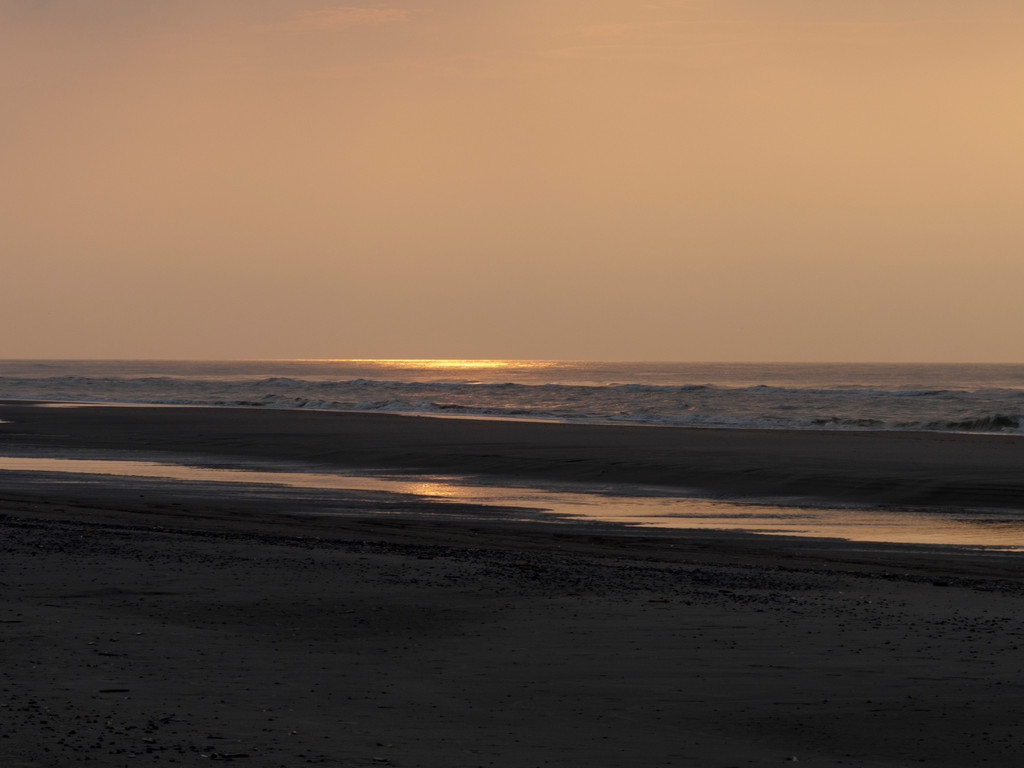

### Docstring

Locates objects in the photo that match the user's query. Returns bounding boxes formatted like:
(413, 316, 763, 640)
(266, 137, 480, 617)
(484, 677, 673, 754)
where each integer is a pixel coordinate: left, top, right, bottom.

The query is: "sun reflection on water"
(348, 359, 552, 370)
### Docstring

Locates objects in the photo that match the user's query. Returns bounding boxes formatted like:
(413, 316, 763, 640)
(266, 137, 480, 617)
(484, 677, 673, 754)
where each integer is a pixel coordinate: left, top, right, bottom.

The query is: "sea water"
(2, 359, 1024, 433)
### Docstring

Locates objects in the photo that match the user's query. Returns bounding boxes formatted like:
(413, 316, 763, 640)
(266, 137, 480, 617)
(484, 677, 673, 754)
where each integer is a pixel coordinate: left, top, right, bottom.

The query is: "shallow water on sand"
(3, 456, 1024, 551)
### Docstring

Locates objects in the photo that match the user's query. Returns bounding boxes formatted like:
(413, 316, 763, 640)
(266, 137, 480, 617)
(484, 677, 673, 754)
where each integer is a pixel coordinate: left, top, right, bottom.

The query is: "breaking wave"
(2, 361, 1024, 435)
(920, 414, 1023, 432)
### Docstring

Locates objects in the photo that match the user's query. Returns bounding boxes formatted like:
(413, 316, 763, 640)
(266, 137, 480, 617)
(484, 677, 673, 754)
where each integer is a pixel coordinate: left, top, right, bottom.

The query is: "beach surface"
(5, 400, 1024, 509)
(3, 402, 1024, 767)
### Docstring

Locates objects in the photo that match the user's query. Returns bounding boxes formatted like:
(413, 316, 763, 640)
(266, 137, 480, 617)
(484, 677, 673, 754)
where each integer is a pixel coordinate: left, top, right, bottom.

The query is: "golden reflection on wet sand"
(1, 456, 1023, 550)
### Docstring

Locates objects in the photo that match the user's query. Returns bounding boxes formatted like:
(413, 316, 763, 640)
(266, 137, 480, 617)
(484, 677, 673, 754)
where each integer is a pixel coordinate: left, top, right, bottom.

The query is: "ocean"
(2, 359, 1024, 434)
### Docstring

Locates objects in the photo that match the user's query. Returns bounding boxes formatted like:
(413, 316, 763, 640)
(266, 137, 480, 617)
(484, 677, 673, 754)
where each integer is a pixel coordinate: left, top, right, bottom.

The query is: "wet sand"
(3, 402, 1024, 766)
(4, 401, 1024, 510)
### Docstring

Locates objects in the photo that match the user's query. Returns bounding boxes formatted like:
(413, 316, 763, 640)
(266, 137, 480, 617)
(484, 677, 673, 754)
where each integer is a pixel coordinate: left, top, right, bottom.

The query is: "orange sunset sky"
(3, 1, 1023, 361)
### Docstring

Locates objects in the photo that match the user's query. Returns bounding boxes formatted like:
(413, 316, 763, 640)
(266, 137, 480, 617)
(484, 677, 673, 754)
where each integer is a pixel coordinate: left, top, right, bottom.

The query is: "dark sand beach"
(6, 401, 1024, 509)
(3, 402, 1024, 767)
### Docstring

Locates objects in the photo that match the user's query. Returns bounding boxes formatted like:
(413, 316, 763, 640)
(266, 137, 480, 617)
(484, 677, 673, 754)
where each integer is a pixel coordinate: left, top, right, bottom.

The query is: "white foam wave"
(3, 365, 1024, 435)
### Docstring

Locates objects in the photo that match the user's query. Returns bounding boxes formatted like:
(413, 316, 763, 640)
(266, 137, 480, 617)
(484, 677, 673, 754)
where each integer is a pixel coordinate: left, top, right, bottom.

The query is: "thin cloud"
(253, 7, 409, 33)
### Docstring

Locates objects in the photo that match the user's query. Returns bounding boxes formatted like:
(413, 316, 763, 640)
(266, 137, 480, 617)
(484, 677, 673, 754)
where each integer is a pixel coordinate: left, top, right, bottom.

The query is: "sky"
(3, 0, 1023, 361)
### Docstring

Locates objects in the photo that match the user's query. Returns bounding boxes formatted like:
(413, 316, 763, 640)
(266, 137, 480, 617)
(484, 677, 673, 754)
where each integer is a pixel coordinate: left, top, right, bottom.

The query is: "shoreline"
(3, 397, 1024, 567)
(4, 400, 1024, 512)
(8, 394, 1024, 436)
